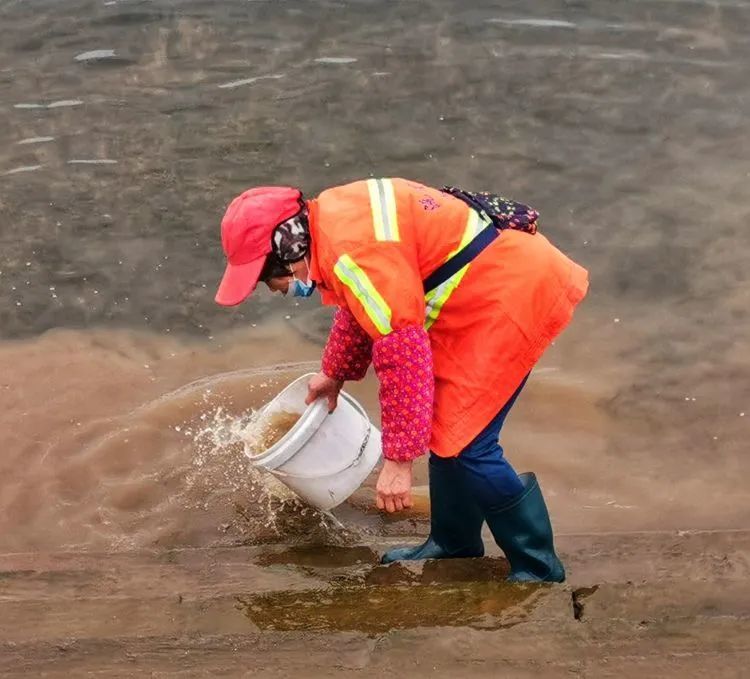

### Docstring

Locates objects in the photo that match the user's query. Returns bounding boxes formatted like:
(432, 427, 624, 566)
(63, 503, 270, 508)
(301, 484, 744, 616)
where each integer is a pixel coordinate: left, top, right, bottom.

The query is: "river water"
(1, 0, 748, 556)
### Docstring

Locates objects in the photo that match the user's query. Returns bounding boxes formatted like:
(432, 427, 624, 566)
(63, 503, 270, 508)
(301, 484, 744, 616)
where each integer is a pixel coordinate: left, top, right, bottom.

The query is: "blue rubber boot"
(381, 455, 485, 564)
(483, 472, 565, 583)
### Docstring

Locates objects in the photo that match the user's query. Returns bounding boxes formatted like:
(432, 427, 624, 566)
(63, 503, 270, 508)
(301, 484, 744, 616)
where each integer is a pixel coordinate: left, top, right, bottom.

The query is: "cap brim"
(214, 257, 265, 307)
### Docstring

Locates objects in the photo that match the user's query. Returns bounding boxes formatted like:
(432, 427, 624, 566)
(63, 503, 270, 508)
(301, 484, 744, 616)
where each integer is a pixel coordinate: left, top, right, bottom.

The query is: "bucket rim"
(269, 391, 374, 480)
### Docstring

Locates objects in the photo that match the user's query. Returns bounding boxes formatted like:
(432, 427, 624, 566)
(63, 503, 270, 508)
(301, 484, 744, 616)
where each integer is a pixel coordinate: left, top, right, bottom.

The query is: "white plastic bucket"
(246, 373, 382, 510)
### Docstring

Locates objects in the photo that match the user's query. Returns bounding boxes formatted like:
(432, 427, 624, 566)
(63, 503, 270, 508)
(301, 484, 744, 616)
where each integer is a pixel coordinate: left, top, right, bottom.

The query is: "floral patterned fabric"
(321, 307, 373, 382)
(441, 186, 539, 234)
(372, 325, 434, 462)
(322, 311, 434, 462)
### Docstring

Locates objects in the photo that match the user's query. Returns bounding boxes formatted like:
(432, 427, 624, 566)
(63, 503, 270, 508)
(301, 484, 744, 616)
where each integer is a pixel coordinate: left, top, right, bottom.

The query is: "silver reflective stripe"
(334, 254, 393, 335)
(424, 209, 490, 330)
(366, 178, 400, 242)
(375, 180, 394, 240)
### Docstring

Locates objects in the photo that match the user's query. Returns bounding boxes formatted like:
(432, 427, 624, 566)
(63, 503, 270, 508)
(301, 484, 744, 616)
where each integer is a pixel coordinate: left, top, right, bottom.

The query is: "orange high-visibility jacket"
(308, 178, 589, 457)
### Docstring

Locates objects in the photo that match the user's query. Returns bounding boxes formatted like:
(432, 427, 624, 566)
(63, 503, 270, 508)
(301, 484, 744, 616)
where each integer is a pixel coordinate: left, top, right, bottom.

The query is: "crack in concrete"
(572, 585, 600, 621)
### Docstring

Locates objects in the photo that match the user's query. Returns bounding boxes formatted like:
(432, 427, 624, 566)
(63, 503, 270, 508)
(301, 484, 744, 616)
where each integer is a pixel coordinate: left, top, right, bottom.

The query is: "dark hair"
(259, 252, 291, 282)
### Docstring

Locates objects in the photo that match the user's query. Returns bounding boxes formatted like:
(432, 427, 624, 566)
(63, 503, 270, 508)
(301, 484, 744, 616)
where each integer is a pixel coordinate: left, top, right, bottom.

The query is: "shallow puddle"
(419, 556, 510, 583)
(237, 580, 544, 634)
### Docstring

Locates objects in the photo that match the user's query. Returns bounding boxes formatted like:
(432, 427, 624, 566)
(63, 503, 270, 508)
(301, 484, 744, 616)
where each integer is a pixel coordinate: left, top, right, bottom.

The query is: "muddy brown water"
(238, 579, 542, 634)
(252, 411, 303, 451)
(1, 0, 749, 662)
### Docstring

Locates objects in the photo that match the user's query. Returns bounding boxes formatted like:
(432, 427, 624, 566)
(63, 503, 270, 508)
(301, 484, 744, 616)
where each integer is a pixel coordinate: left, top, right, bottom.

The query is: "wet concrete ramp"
(2, 530, 749, 677)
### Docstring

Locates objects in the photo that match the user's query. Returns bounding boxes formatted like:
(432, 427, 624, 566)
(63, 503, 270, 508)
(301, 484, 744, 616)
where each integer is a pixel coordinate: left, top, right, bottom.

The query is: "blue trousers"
(431, 376, 527, 510)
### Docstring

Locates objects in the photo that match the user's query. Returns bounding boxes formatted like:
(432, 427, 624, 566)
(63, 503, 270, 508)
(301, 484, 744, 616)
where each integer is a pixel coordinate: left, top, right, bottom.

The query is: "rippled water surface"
(1, 0, 749, 554)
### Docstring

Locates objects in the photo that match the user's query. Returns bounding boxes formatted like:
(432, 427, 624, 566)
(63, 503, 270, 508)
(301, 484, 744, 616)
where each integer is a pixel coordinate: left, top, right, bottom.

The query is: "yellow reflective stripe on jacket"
(366, 178, 400, 242)
(334, 254, 393, 335)
(425, 209, 489, 330)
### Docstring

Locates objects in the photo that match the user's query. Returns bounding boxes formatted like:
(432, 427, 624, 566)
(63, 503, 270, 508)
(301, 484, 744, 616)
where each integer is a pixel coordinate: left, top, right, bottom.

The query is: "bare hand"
(305, 371, 343, 413)
(376, 459, 413, 513)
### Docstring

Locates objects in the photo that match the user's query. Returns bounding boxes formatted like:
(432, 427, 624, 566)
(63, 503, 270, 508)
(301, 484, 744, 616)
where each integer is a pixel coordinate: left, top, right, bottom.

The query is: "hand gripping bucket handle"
(268, 391, 372, 480)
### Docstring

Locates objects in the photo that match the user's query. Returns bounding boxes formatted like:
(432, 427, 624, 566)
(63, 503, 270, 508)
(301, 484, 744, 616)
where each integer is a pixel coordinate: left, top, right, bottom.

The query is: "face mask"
(289, 275, 316, 298)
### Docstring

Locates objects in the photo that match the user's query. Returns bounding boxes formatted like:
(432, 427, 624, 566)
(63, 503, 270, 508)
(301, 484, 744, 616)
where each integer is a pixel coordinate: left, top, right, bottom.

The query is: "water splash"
(181, 401, 358, 546)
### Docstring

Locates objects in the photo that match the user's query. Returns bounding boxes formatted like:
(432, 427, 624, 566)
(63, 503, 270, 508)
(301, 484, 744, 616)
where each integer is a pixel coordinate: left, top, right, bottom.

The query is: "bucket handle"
(269, 393, 376, 480)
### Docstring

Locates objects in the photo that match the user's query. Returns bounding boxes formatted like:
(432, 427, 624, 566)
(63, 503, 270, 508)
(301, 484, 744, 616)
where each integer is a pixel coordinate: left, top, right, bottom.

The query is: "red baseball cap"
(215, 186, 303, 306)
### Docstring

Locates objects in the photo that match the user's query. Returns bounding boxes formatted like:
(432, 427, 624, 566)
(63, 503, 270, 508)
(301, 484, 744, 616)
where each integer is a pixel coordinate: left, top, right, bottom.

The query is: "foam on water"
(217, 74, 285, 89)
(313, 57, 358, 64)
(75, 49, 117, 61)
(16, 137, 55, 145)
(3, 165, 42, 175)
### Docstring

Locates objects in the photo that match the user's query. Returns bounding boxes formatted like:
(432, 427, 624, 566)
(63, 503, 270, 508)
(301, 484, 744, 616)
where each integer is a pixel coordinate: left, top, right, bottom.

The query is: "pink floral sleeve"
(321, 307, 373, 382)
(372, 325, 434, 462)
